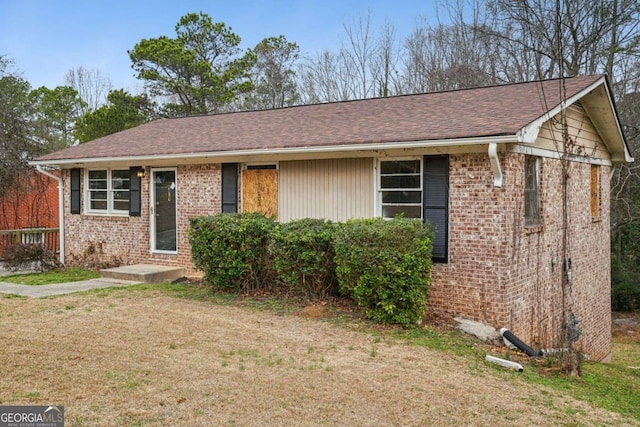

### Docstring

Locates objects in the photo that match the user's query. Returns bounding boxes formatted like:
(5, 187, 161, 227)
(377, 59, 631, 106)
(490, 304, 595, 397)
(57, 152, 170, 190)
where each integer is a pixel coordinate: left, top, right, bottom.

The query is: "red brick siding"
(63, 164, 221, 276)
(430, 152, 611, 361)
(430, 153, 509, 327)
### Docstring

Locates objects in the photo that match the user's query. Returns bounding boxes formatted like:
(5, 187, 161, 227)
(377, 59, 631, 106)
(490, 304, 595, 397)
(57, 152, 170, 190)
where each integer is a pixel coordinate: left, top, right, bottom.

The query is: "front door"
(151, 169, 177, 252)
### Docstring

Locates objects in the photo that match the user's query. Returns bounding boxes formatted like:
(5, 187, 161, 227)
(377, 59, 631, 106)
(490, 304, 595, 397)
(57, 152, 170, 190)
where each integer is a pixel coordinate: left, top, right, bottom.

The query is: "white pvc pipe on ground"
(485, 355, 524, 372)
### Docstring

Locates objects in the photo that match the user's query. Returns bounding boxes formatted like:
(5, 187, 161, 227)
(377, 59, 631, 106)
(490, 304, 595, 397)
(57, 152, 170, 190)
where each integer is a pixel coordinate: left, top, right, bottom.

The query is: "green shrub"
(189, 213, 276, 292)
(270, 219, 338, 299)
(334, 218, 432, 326)
(3, 243, 57, 272)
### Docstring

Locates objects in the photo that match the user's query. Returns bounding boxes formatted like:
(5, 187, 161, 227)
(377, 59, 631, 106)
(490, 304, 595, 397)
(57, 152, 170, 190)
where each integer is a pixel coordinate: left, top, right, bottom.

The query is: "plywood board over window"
(242, 166, 278, 218)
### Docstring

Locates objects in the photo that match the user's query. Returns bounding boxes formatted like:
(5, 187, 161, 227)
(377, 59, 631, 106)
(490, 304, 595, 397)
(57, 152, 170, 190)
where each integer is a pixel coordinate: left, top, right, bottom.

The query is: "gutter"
(30, 135, 519, 167)
(35, 166, 64, 264)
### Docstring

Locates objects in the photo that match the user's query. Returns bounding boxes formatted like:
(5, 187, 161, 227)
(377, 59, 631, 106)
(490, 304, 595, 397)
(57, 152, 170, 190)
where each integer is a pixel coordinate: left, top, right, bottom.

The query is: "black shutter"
(129, 167, 142, 217)
(70, 168, 81, 214)
(221, 163, 239, 213)
(423, 155, 449, 263)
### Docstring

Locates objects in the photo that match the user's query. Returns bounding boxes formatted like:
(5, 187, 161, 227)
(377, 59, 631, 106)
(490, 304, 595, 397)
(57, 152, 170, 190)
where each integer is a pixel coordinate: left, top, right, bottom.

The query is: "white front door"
(151, 169, 177, 253)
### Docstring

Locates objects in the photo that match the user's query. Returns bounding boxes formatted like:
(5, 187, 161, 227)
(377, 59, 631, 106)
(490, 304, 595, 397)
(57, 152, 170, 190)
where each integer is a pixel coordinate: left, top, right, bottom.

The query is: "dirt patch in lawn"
(0, 289, 634, 426)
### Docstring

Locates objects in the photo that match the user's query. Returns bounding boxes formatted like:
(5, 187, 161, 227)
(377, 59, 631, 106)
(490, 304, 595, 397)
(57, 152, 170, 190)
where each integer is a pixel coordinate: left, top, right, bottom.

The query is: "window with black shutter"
(423, 155, 449, 263)
(221, 163, 239, 213)
(129, 167, 142, 217)
(70, 168, 81, 214)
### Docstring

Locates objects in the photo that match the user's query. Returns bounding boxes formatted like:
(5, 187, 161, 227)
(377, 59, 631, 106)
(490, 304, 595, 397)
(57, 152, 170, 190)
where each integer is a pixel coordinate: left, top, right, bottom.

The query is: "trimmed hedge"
(189, 214, 433, 326)
(334, 218, 432, 326)
(270, 218, 338, 299)
(189, 213, 276, 292)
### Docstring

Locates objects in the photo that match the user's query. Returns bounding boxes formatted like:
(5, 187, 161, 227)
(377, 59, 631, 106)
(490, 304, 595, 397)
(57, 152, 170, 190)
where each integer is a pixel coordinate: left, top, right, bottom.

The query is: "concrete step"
(100, 264, 185, 284)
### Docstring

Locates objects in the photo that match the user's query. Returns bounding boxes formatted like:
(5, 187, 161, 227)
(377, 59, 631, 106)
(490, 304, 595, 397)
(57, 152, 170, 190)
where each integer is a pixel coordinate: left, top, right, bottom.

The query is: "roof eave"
(581, 77, 634, 163)
(29, 135, 519, 168)
(518, 75, 633, 164)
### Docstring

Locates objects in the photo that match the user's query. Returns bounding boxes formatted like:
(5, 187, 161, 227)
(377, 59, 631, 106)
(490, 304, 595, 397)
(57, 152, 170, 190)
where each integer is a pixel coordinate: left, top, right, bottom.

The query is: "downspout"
(35, 165, 64, 264)
(488, 143, 503, 187)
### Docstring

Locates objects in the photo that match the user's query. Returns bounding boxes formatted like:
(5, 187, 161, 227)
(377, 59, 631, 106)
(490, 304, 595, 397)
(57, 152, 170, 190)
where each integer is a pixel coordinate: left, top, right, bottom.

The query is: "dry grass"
(0, 287, 636, 426)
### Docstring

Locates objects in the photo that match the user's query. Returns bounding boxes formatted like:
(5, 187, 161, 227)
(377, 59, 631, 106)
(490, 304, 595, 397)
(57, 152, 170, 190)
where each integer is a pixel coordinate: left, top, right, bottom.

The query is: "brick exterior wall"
(430, 152, 611, 361)
(63, 164, 221, 276)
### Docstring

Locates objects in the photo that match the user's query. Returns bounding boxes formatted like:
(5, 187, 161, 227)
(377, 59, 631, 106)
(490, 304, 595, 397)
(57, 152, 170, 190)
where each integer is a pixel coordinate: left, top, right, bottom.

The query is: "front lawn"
(0, 268, 100, 285)
(1, 284, 634, 426)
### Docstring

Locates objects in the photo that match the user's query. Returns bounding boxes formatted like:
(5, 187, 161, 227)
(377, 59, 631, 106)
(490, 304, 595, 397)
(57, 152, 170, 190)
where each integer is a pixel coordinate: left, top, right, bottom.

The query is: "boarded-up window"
(591, 164, 600, 218)
(242, 166, 278, 218)
(524, 156, 540, 226)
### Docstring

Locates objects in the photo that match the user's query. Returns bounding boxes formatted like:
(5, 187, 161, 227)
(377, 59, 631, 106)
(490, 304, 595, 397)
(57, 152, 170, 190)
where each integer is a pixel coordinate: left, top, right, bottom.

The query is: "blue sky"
(0, 0, 441, 92)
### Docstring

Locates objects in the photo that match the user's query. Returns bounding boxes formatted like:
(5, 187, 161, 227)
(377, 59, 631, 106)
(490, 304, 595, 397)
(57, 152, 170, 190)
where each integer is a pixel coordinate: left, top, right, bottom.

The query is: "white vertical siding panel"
(279, 158, 373, 222)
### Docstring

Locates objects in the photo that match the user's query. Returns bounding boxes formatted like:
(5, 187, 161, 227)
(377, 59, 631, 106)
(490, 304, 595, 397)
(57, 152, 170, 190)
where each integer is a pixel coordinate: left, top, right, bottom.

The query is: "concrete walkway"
(0, 263, 143, 297)
(0, 278, 143, 298)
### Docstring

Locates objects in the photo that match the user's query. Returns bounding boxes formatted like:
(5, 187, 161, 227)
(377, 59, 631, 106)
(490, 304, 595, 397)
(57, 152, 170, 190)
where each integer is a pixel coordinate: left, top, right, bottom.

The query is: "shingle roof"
(35, 75, 605, 163)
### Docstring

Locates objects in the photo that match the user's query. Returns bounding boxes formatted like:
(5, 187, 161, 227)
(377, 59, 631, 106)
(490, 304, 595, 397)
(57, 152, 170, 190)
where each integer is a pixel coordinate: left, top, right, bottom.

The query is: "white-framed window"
(86, 169, 130, 214)
(378, 158, 422, 219)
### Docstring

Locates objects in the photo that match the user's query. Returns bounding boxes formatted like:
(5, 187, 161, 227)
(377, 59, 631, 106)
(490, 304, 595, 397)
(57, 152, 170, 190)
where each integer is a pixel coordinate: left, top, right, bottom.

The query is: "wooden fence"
(0, 228, 60, 260)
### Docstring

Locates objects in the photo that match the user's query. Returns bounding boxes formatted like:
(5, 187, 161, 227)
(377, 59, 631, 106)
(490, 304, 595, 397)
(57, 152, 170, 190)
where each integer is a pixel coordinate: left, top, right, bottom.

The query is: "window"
(524, 156, 540, 226)
(423, 155, 449, 263)
(376, 156, 449, 262)
(591, 164, 600, 218)
(379, 159, 422, 219)
(87, 169, 130, 214)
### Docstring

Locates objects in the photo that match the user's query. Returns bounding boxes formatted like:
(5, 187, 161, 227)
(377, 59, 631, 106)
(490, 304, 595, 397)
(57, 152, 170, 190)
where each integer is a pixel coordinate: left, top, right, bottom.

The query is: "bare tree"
(64, 66, 112, 114)
(298, 12, 402, 103)
(298, 50, 353, 103)
(371, 20, 402, 97)
(399, 13, 498, 93)
(339, 10, 377, 99)
(400, 24, 433, 94)
(485, 0, 640, 80)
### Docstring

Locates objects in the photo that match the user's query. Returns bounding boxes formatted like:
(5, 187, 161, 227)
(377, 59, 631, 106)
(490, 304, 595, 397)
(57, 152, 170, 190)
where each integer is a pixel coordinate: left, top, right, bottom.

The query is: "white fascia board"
(594, 82, 634, 163)
(29, 135, 518, 167)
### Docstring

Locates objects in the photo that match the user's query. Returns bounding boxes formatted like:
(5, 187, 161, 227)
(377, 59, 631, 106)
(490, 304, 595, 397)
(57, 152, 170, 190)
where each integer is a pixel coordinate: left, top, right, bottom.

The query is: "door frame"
(150, 167, 178, 254)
